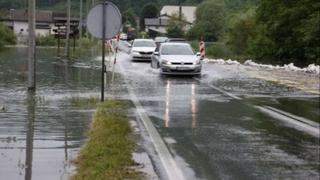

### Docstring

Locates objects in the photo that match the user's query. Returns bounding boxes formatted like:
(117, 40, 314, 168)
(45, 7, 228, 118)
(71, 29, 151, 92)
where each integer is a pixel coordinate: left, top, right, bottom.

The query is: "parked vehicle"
(129, 39, 156, 61)
(120, 33, 127, 40)
(165, 38, 187, 43)
(155, 36, 168, 47)
(151, 43, 202, 75)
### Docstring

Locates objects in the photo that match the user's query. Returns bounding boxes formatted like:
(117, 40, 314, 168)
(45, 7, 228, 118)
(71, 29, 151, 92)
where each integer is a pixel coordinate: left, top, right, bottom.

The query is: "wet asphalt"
(113, 49, 319, 179)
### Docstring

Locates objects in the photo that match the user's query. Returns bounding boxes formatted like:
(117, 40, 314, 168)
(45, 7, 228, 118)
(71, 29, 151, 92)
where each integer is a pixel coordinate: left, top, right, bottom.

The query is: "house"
(144, 5, 196, 35)
(144, 16, 170, 34)
(0, 9, 54, 37)
(0, 9, 79, 44)
(160, 5, 196, 24)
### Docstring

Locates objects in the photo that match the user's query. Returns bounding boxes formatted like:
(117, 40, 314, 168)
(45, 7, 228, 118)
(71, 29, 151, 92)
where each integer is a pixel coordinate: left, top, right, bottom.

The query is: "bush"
(36, 35, 56, 46)
(0, 23, 16, 48)
(206, 42, 232, 59)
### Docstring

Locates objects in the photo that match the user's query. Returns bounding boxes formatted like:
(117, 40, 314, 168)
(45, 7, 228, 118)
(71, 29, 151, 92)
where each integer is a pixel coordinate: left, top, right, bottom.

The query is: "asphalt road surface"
(109, 46, 319, 180)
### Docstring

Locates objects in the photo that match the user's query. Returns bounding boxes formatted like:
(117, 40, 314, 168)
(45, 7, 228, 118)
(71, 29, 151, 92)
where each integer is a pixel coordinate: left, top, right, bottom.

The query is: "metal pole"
(101, 2, 106, 102)
(57, 27, 60, 56)
(28, 0, 36, 91)
(79, 0, 83, 56)
(65, 0, 71, 60)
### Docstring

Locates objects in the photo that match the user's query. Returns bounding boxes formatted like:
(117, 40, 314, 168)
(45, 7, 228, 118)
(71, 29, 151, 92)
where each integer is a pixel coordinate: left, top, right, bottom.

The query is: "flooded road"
(0, 47, 101, 180)
(112, 46, 319, 179)
(0, 46, 319, 180)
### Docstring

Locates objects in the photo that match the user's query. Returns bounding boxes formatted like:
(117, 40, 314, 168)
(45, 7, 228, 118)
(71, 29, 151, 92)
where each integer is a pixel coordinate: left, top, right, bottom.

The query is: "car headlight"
(193, 59, 201, 65)
(162, 60, 171, 65)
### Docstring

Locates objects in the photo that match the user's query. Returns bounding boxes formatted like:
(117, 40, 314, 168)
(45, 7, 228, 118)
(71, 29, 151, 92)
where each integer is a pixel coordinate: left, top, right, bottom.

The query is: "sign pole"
(27, 0, 36, 92)
(101, 2, 106, 102)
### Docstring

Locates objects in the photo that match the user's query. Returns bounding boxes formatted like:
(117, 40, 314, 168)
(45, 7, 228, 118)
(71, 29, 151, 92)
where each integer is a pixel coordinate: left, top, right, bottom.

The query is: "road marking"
(256, 106, 319, 138)
(194, 77, 319, 138)
(263, 106, 319, 128)
(118, 61, 185, 180)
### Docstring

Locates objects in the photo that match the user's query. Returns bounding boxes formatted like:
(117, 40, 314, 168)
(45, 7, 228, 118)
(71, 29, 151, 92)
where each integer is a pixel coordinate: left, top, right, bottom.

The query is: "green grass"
(72, 100, 141, 180)
(70, 97, 100, 109)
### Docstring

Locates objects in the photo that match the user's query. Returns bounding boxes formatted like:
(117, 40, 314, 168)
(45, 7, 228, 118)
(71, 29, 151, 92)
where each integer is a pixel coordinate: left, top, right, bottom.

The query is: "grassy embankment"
(71, 99, 141, 180)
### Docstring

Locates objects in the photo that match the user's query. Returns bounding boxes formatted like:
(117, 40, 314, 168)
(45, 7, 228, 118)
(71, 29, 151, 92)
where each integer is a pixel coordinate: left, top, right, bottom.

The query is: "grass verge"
(71, 100, 141, 180)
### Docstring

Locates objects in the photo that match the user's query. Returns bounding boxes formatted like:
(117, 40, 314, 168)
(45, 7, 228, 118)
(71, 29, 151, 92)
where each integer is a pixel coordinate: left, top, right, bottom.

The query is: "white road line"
(256, 106, 319, 138)
(194, 77, 319, 138)
(118, 62, 185, 180)
(264, 106, 320, 128)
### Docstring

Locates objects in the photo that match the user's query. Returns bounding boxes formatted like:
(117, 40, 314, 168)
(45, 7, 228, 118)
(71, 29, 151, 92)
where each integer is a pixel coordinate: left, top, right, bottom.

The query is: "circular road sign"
(86, 2, 121, 39)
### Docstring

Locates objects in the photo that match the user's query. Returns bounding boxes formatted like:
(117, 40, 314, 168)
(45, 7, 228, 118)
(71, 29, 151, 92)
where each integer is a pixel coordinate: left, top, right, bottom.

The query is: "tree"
(251, 0, 320, 66)
(226, 7, 256, 56)
(186, 0, 226, 41)
(166, 13, 187, 38)
(122, 8, 137, 33)
(139, 3, 159, 31)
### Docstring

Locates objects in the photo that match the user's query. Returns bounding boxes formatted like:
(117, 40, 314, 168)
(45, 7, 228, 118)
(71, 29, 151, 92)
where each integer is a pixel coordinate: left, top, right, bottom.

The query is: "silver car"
(129, 39, 156, 61)
(151, 43, 202, 75)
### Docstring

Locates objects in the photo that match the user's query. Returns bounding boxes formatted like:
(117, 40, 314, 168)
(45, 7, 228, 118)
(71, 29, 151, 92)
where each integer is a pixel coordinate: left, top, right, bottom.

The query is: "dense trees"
(122, 8, 137, 32)
(139, 3, 159, 31)
(186, 0, 226, 41)
(251, 0, 320, 65)
(186, 0, 319, 66)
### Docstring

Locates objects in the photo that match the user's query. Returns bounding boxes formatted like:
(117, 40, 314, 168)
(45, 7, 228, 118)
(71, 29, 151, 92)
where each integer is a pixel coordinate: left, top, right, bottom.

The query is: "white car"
(129, 39, 156, 61)
(151, 43, 202, 75)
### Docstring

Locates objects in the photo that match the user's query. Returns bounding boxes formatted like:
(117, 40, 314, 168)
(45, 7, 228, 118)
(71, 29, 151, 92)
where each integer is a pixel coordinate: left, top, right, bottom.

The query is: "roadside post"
(86, 1, 121, 101)
(111, 34, 120, 83)
(199, 38, 205, 60)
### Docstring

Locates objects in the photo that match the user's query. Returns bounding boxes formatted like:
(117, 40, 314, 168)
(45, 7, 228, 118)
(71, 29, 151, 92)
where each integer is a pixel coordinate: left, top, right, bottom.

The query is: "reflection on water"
(191, 83, 197, 129)
(0, 47, 100, 179)
(25, 91, 35, 180)
(163, 80, 199, 129)
(164, 80, 170, 127)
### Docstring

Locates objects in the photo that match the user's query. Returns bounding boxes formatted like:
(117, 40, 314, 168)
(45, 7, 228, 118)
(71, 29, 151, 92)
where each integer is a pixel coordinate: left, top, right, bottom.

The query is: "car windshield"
(155, 37, 168, 43)
(133, 41, 156, 47)
(161, 45, 194, 55)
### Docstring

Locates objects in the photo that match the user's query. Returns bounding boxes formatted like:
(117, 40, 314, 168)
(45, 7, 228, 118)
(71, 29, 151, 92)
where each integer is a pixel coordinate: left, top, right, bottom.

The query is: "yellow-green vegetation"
(72, 100, 141, 180)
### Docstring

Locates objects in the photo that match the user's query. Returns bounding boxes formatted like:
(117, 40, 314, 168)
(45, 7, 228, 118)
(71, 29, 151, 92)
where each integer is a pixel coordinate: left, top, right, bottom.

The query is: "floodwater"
(112, 44, 320, 180)
(0, 47, 101, 180)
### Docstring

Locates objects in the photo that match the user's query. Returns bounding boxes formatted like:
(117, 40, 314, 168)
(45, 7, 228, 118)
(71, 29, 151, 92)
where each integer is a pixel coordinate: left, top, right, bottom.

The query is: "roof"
(0, 9, 53, 22)
(144, 18, 169, 26)
(133, 39, 155, 42)
(0, 9, 77, 23)
(161, 42, 191, 46)
(160, 6, 196, 23)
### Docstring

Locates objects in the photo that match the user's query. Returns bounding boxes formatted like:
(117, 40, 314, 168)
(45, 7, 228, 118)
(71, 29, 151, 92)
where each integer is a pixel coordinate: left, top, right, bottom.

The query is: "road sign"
(86, 2, 121, 39)
(86, 2, 122, 102)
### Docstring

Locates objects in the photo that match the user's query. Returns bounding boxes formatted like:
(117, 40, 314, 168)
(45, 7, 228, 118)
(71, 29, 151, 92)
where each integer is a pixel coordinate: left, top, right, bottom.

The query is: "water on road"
(112, 49, 319, 180)
(0, 47, 101, 180)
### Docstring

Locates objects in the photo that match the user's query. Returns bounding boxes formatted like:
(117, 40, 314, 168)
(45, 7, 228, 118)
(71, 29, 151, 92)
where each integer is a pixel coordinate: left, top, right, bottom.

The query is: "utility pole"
(28, 0, 36, 91)
(65, 0, 71, 60)
(79, 0, 83, 56)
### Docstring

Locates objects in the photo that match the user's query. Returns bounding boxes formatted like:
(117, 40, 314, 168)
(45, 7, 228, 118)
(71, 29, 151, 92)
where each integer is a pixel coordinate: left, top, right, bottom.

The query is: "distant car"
(155, 36, 168, 46)
(165, 38, 187, 43)
(120, 33, 127, 40)
(129, 39, 156, 61)
(151, 43, 202, 75)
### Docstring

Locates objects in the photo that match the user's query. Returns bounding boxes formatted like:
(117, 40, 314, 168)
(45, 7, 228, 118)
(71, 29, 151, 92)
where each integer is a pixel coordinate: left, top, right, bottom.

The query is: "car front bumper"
(160, 64, 202, 75)
(131, 53, 153, 61)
